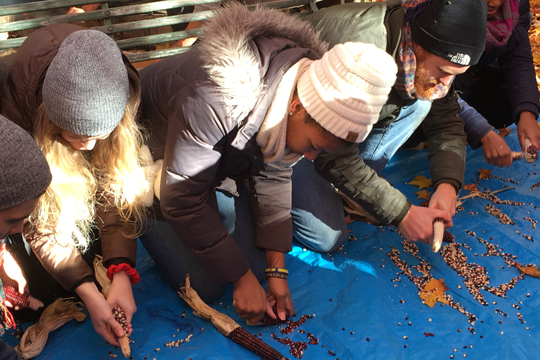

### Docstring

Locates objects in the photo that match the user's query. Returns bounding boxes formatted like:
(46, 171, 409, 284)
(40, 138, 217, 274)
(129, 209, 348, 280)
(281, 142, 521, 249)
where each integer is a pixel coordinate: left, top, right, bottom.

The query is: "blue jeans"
(140, 157, 347, 302)
(357, 100, 432, 174)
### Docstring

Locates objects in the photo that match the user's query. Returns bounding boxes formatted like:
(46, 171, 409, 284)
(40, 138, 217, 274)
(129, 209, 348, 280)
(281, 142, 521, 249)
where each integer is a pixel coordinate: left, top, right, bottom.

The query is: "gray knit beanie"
(42, 30, 129, 136)
(0, 115, 51, 211)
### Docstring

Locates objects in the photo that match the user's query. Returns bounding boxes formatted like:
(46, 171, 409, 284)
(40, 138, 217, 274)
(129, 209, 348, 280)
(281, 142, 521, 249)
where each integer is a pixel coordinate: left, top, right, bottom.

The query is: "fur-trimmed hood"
(198, 3, 328, 121)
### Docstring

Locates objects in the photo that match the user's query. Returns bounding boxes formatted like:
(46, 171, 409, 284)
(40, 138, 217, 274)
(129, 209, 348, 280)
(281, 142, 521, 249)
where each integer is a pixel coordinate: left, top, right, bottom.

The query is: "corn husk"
(337, 190, 380, 225)
(93, 254, 111, 298)
(178, 275, 286, 360)
(15, 298, 86, 359)
(178, 275, 238, 336)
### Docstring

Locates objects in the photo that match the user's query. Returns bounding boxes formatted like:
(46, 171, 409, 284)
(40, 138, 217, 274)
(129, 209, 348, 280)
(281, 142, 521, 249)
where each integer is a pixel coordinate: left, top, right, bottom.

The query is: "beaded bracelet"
(265, 267, 289, 280)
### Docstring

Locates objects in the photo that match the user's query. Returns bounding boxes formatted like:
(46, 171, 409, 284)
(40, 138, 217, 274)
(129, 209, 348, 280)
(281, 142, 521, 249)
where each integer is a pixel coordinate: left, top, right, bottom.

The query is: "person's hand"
(106, 271, 136, 336)
(66, 7, 85, 14)
(232, 269, 267, 324)
(428, 183, 457, 220)
(517, 111, 540, 151)
(480, 130, 512, 167)
(2, 250, 27, 294)
(398, 205, 452, 245)
(266, 277, 295, 321)
(75, 282, 124, 345)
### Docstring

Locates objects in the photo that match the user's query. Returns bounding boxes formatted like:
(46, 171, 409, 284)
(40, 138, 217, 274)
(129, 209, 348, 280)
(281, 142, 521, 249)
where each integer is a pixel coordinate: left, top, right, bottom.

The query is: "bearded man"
(304, 0, 488, 245)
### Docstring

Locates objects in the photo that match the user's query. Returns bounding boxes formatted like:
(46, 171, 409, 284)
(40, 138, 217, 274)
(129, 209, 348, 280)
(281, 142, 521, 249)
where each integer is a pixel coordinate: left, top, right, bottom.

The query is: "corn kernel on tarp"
(8, 125, 540, 360)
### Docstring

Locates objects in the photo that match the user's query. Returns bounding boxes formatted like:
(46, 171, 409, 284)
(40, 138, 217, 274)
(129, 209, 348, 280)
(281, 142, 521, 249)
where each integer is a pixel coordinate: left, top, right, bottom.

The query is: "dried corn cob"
(230, 326, 285, 360)
(4, 286, 29, 309)
(3, 286, 44, 311)
(525, 139, 538, 163)
(258, 307, 290, 326)
(431, 218, 445, 253)
(442, 230, 455, 244)
(178, 275, 285, 360)
(112, 306, 130, 358)
(511, 151, 524, 161)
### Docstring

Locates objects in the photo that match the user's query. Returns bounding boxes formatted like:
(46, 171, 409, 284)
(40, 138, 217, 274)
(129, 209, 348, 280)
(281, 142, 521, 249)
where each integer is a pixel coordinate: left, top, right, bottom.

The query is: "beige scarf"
(256, 58, 312, 164)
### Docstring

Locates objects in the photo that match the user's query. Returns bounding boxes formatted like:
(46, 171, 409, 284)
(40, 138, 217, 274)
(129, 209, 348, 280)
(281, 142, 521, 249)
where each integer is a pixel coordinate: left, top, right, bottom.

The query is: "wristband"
(265, 267, 288, 280)
(106, 263, 140, 285)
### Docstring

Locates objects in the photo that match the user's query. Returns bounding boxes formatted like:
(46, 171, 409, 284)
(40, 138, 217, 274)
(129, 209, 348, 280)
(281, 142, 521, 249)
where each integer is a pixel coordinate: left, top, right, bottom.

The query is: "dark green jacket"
(305, 1, 466, 225)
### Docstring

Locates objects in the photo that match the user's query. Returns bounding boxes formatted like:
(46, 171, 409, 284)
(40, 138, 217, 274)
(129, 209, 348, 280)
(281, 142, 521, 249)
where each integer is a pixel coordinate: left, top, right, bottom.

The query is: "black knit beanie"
(0, 115, 51, 211)
(410, 0, 488, 66)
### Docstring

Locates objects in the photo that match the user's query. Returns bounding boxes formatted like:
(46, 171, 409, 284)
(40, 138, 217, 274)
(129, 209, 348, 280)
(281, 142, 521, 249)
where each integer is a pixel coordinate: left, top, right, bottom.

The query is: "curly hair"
(27, 103, 149, 252)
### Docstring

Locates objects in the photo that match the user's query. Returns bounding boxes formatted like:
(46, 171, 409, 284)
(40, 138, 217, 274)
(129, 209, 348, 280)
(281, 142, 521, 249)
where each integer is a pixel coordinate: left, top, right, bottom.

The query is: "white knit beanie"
(297, 42, 398, 143)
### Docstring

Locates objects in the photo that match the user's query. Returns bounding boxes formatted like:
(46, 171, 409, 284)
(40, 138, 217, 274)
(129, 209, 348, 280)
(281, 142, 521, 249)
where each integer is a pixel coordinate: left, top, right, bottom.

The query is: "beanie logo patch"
(345, 131, 358, 143)
(448, 53, 471, 66)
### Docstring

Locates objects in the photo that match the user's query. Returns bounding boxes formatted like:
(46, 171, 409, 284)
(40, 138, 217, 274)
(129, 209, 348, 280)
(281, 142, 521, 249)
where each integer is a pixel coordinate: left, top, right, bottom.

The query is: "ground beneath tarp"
(5, 125, 540, 360)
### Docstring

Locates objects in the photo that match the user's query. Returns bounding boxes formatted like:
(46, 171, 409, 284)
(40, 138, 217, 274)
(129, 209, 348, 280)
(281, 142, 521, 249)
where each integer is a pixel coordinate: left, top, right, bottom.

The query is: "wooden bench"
(0, 0, 321, 66)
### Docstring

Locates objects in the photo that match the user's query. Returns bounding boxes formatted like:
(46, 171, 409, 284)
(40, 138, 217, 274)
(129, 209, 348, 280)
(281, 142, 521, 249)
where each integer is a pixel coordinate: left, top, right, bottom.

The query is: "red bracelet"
(106, 263, 140, 285)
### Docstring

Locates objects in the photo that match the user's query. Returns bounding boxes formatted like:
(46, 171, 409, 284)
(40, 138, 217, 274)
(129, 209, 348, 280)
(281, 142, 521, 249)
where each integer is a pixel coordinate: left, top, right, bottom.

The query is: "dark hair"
(303, 112, 353, 146)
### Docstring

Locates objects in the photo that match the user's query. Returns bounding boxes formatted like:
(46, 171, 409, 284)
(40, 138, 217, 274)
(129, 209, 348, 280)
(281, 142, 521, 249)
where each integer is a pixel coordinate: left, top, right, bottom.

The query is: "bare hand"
(66, 7, 85, 14)
(517, 111, 540, 151)
(232, 270, 267, 324)
(428, 183, 457, 220)
(480, 130, 512, 167)
(266, 277, 295, 321)
(106, 271, 136, 336)
(398, 205, 452, 245)
(75, 282, 124, 345)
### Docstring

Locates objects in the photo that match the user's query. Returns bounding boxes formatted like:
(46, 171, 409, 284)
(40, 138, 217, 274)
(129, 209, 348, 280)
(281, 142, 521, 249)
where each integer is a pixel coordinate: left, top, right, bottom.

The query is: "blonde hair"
(27, 103, 149, 252)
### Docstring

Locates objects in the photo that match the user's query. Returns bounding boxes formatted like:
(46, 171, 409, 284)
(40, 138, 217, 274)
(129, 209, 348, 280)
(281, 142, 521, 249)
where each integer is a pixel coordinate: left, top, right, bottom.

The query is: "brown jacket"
(0, 24, 140, 290)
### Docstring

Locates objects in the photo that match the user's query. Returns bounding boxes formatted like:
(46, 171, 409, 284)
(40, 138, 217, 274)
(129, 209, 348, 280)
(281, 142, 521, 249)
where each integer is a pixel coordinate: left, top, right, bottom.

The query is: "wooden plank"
(0, 37, 25, 50)
(93, 10, 216, 34)
(0, 0, 109, 16)
(0, 0, 221, 32)
(246, 0, 312, 10)
(125, 46, 189, 62)
(115, 28, 204, 49)
(0, 0, 221, 16)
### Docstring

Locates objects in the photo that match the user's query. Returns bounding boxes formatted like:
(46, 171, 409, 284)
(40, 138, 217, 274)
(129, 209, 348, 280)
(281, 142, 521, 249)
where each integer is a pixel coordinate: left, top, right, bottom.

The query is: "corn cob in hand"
(525, 139, 538, 163)
(4, 286, 44, 310)
(431, 218, 446, 252)
(112, 306, 130, 358)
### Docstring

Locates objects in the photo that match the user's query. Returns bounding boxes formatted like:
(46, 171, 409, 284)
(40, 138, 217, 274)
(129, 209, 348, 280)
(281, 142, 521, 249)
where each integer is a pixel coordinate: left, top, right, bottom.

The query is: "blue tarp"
(5, 126, 540, 359)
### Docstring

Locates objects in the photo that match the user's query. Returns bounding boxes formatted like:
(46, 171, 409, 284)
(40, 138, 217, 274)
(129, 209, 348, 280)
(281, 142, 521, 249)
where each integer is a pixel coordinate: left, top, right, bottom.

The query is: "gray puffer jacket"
(140, 4, 327, 283)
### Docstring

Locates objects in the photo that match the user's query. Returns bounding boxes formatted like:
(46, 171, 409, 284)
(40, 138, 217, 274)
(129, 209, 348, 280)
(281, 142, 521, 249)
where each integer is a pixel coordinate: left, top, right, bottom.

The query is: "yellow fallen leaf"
(497, 128, 513, 138)
(478, 169, 492, 181)
(406, 175, 432, 189)
(416, 189, 431, 201)
(419, 278, 449, 308)
(516, 263, 540, 278)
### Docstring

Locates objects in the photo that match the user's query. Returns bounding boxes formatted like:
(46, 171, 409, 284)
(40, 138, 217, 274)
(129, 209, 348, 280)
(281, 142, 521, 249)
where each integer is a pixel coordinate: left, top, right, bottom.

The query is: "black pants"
(454, 64, 513, 129)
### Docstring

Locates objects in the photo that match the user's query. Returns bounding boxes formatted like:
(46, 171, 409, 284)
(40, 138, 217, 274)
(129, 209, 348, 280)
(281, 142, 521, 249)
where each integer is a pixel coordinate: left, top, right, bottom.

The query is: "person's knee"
(295, 227, 347, 253)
